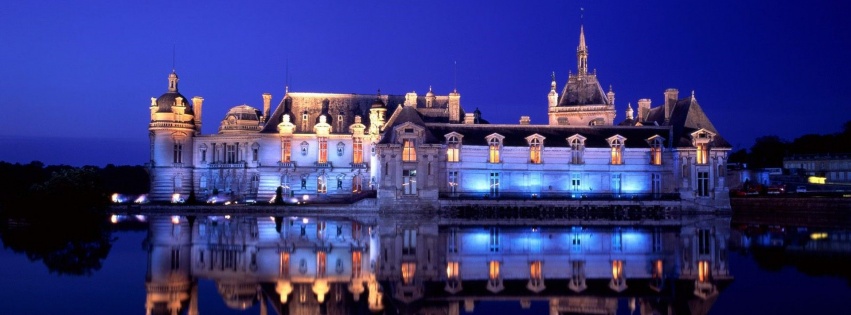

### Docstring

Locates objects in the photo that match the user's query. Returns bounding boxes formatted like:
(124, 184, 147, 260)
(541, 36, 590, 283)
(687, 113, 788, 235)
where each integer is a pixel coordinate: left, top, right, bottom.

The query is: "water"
(1, 211, 849, 315)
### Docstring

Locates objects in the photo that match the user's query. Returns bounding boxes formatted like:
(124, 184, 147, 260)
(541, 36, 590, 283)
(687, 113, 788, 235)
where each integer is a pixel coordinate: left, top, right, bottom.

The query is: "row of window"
(445, 172, 664, 195)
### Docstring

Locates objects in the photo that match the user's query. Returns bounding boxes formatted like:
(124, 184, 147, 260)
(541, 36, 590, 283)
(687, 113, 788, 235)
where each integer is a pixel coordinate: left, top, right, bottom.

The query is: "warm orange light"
(352, 137, 363, 164)
(401, 262, 416, 284)
(317, 251, 327, 277)
(653, 260, 663, 278)
(530, 261, 542, 280)
(611, 260, 623, 280)
(489, 260, 500, 280)
(318, 137, 328, 163)
(696, 143, 708, 164)
(402, 139, 417, 162)
(698, 260, 710, 282)
(446, 261, 459, 279)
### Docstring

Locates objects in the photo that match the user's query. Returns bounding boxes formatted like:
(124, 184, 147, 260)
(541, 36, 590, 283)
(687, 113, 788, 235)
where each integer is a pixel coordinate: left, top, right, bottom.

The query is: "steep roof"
(643, 96, 731, 148)
(378, 105, 440, 144)
(421, 124, 671, 148)
(557, 74, 610, 107)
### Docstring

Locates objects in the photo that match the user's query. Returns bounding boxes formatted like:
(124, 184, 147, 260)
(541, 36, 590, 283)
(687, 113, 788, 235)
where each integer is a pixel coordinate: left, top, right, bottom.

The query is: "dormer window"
(607, 135, 626, 165)
(486, 134, 504, 163)
(527, 135, 544, 164)
(568, 134, 586, 164)
(647, 136, 665, 165)
(402, 139, 417, 162)
(690, 130, 715, 165)
(446, 134, 461, 162)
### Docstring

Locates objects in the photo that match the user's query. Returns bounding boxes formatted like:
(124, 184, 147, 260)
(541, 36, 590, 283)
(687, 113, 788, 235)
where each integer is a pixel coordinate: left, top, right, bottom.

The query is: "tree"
(747, 136, 788, 169)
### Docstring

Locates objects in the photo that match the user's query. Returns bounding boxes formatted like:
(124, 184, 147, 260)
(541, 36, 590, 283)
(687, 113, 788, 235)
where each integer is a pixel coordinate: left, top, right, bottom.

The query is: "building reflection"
(144, 213, 732, 314)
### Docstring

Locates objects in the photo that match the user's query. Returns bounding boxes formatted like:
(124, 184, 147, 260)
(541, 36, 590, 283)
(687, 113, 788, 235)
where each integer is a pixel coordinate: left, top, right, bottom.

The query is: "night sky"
(1, 0, 849, 166)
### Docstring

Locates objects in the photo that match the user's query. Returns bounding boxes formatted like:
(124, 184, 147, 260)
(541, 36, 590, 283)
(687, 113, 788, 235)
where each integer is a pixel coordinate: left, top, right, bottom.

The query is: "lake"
(1, 210, 850, 314)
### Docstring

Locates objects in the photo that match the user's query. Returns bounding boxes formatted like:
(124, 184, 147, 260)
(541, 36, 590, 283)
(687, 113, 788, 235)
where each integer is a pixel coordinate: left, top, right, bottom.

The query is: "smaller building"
(784, 153, 851, 184)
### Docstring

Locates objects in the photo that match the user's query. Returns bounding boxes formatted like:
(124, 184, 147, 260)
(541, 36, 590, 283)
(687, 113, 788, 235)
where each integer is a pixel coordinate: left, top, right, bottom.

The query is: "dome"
(155, 91, 192, 113)
(219, 105, 263, 133)
(371, 98, 385, 109)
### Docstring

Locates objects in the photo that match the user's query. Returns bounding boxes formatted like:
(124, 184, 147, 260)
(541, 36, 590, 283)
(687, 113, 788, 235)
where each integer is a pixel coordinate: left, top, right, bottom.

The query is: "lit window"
(401, 262, 416, 285)
(611, 260, 624, 281)
(529, 261, 542, 285)
(650, 137, 663, 165)
(529, 138, 542, 164)
(696, 143, 708, 164)
(352, 251, 362, 279)
(352, 137, 363, 164)
(488, 138, 501, 163)
(281, 138, 291, 162)
(316, 251, 326, 277)
(698, 260, 710, 282)
(402, 139, 417, 162)
(446, 136, 460, 162)
(318, 137, 328, 163)
(610, 138, 624, 165)
(446, 261, 459, 279)
(489, 260, 500, 281)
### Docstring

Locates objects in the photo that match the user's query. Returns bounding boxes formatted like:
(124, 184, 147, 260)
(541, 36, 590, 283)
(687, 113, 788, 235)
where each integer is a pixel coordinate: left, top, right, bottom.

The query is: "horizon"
(2, 0, 849, 166)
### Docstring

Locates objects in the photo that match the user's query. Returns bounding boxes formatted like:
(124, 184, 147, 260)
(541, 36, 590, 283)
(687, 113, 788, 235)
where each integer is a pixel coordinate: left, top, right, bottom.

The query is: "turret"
(368, 90, 387, 136)
(548, 72, 558, 108)
(607, 85, 615, 105)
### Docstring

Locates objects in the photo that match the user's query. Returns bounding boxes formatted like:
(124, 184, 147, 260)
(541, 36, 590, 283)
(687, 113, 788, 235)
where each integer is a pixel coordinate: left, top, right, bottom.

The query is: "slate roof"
(557, 74, 610, 107)
(643, 96, 732, 148)
(423, 124, 671, 148)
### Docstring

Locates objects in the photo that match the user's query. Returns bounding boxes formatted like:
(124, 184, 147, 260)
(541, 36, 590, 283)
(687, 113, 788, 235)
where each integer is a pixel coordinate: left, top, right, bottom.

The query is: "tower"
(547, 25, 616, 126)
(148, 70, 198, 202)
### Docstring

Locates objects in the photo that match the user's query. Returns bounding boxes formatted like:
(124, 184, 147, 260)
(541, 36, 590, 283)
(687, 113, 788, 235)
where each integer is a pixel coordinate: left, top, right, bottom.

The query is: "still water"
(1, 211, 850, 315)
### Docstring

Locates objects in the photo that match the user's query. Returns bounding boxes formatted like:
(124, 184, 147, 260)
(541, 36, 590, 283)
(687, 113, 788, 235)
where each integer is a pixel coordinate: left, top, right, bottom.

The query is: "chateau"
(147, 26, 731, 211)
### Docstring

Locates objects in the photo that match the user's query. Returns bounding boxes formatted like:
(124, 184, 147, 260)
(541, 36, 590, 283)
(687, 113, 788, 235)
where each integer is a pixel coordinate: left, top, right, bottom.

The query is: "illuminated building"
(147, 26, 731, 211)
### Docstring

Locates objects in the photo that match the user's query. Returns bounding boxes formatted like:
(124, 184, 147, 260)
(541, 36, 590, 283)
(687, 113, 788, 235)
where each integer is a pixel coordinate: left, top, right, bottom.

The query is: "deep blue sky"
(1, 0, 849, 166)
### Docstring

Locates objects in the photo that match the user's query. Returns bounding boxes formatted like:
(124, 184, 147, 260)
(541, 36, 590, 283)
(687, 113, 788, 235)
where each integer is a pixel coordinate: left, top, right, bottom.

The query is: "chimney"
(262, 93, 272, 122)
(464, 113, 475, 124)
(192, 96, 204, 134)
(519, 116, 531, 125)
(664, 89, 678, 123)
(448, 90, 461, 123)
(404, 92, 418, 107)
(637, 98, 651, 122)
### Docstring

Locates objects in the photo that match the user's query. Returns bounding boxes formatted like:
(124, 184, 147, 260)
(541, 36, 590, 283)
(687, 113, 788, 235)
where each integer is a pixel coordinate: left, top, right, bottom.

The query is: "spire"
(551, 72, 557, 91)
(577, 25, 588, 75)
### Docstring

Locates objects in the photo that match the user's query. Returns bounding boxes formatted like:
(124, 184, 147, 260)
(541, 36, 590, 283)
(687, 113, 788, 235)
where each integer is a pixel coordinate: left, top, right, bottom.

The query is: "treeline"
(0, 161, 149, 218)
(729, 121, 851, 169)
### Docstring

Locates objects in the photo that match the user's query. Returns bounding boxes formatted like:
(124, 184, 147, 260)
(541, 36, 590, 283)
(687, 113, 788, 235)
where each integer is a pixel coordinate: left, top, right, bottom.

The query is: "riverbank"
(731, 196, 851, 228)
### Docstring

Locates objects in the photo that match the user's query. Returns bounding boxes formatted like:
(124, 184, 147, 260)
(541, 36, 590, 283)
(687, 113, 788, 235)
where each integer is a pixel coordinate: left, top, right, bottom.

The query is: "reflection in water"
(143, 213, 733, 314)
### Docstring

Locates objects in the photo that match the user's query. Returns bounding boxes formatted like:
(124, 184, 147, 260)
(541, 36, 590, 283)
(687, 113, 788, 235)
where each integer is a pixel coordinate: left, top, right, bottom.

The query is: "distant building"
(147, 26, 732, 211)
(784, 153, 851, 183)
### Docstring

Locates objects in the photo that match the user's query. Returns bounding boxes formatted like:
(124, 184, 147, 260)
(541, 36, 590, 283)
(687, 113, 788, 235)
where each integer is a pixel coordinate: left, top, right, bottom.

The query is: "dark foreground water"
(1, 211, 850, 315)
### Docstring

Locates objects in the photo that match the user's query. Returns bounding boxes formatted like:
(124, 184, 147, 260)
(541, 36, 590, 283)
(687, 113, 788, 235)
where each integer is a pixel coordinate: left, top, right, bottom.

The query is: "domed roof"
(219, 105, 264, 133)
(426, 86, 435, 97)
(371, 98, 385, 109)
(156, 91, 192, 113)
(155, 71, 193, 113)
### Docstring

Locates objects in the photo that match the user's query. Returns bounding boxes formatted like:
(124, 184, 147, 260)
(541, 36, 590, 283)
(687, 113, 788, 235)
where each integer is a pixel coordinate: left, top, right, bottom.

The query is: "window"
(489, 227, 500, 252)
(251, 143, 259, 161)
(317, 176, 327, 194)
(447, 228, 458, 253)
(448, 171, 458, 194)
(301, 112, 309, 132)
(402, 139, 416, 162)
(698, 260, 710, 282)
(403, 229, 417, 255)
(697, 171, 709, 197)
(446, 136, 460, 162)
(529, 261, 543, 286)
(226, 144, 237, 163)
(351, 175, 363, 193)
(611, 173, 622, 194)
(446, 261, 459, 279)
(403, 170, 417, 195)
(650, 138, 663, 165)
(610, 138, 624, 165)
(571, 173, 581, 191)
(489, 172, 499, 197)
(611, 260, 624, 281)
(488, 138, 501, 163)
(316, 251, 326, 277)
(489, 260, 500, 280)
(696, 143, 708, 164)
(318, 137, 328, 163)
(401, 262, 416, 285)
(337, 114, 344, 132)
(173, 143, 183, 163)
(352, 137, 363, 164)
(170, 248, 180, 270)
(698, 229, 711, 255)
(569, 136, 585, 164)
(652, 173, 661, 197)
(652, 228, 662, 252)
(281, 138, 291, 162)
(529, 138, 542, 164)
(612, 227, 622, 251)
(200, 144, 207, 162)
(352, 251, 362, 279)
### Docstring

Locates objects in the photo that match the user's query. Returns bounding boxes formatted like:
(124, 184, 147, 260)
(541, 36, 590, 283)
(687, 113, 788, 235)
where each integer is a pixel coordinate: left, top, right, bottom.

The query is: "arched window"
(352, 137, 363, 164)
(568, 135, 585, 164)
(649, 137, 663, 165)
(446, 136, 460, 162)
(529, 138, 542, 164)
(610, 138, 624, 165)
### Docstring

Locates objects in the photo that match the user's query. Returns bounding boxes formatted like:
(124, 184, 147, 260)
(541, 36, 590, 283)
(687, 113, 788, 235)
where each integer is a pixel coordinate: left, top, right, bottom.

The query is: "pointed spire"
(551, 71, 557, 91)
(577, 25, 589, 75)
